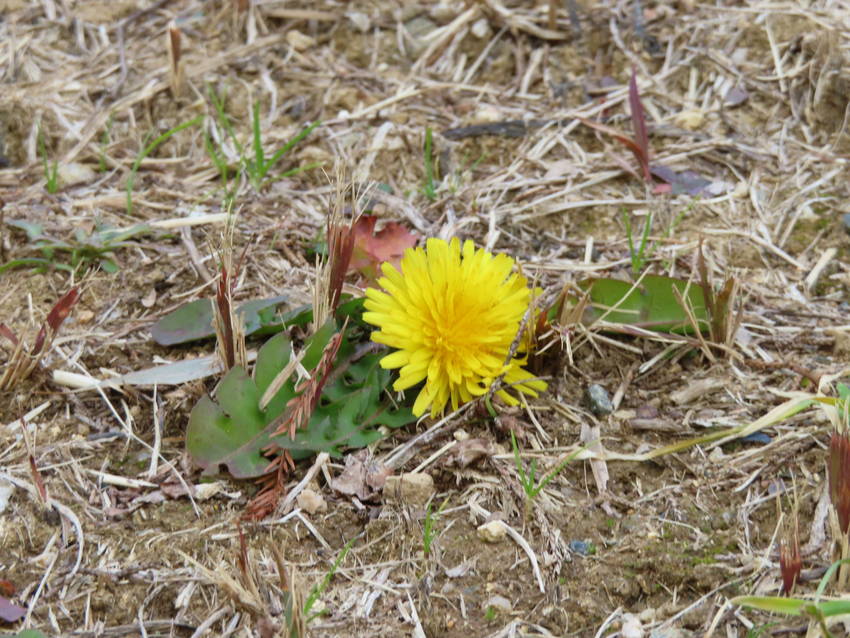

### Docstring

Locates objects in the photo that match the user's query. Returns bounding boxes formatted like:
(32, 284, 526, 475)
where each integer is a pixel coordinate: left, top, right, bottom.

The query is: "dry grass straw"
(3, 0, 850, 635)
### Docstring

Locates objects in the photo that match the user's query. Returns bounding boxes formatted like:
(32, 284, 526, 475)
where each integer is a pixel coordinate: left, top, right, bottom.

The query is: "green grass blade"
(423, 126, 436, 201)
(263, 120, 321, 181)
(251, 101, 265, 179)
(731, 596, 807, 616)
(127, 115, 203, 214)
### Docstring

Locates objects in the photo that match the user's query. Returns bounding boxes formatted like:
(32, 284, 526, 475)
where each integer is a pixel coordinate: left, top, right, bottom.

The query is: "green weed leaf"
(577, 275, 709, 334)
(186, 322, 414, 478)
(151, 296, 306, 345)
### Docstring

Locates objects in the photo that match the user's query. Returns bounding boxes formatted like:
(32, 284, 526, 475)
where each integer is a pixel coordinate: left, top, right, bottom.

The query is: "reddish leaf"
(0, 594, 26, 622)
(0, 324, 18, 346)
(327, 218, 355, 312)
(628, 67, 652, 182)
(577, 117, 649, 181)
(0, 580, 14, 598)
(349, 216, 417, 282)
(32, 287, 79, 357)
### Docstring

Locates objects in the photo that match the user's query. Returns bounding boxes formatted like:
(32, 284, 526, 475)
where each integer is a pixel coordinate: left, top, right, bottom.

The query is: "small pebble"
(621, 613, 643, 638)
(842, 212, 850, 235)
(58, 162, 95, 187)
(346, 11, 369, 32)
(483, 595, 512, 614)
(471, 17, 490, 39)
(569, 539, 592, 556)
(383, 472, 434, 506)
(0, 481, 13, 514)
(194, 482, 224, 501)
(285, 30, 315, 51)
(477, 520, 507, 543)
(584, 384, 613, 416)
(297, 488, 328, 514)
(740, 432, 772, 445)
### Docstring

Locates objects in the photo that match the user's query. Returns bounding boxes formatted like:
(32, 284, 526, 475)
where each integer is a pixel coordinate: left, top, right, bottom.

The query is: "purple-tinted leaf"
(0, 594, 26, 622)
(628, 67, 652, 182)
(725, 85, 749, 107)
(32, 287, 79, 357)
(650, 165, 712, 196)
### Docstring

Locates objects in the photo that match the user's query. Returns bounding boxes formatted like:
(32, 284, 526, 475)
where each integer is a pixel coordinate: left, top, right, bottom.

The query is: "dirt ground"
(2, 1, 850, 636)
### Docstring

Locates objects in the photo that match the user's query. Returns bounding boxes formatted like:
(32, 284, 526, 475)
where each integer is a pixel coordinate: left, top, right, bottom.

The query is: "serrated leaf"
(187, 324, 415, 478)
(576, 275, 709, 334)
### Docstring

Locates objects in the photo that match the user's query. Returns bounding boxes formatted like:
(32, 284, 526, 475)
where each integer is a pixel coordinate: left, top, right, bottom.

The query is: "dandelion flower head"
(363, 237, 547, 417)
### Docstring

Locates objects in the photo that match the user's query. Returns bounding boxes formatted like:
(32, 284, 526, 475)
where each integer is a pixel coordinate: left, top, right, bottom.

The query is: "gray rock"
(584, 384, 613, 416)
(483, 595, 512, 614)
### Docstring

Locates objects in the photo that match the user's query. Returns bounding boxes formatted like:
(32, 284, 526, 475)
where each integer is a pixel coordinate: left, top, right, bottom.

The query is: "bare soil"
(2, 1, 850, 637)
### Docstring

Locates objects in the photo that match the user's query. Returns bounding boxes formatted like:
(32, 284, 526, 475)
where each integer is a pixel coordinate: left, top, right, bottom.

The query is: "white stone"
(297, 488, 328, 514)
(477, 520, 507, 543)
(383, 473, 434, 506)
(58, 162, 95, 187)
(471, 18, 491, 39)
(286, 30, 316, 51)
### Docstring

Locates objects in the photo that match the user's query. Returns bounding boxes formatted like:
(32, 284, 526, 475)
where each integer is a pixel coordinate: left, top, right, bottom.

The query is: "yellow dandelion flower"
(363, 237, 547, 417)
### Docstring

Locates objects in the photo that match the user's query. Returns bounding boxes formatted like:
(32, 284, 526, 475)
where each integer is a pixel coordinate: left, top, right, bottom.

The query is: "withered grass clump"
(0, 287, 78, 391)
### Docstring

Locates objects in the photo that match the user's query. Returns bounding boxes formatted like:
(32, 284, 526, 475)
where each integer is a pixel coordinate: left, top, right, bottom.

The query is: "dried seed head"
(829, 429, 850, 536)
(779, 521, 801, 595)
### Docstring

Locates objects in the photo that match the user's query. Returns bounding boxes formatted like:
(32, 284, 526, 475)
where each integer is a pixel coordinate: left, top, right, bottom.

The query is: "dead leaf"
(330, 450, 391, 500)
(445, 559, 476, 578)
(444, 438, 494, 468)
(349, 215, 417, 283)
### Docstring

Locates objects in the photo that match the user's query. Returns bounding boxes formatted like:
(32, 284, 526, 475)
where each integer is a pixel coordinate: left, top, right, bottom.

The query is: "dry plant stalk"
(269, 543, 306, 638)
(167, 21, 183, 98)
(212, 223, 247, 372)
(0, 287, 79, 390)
(829, 426, 850, 587)
(778, 493, 802, 595)
(311, 178, 357, 330)
(274, 324, 345, 440)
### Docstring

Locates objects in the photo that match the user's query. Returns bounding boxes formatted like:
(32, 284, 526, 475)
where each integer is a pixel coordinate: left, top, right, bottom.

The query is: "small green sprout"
(511, 430, 583, 519)
(421, 126, 437, 201)
(38, 125, 58, 194)
(127, 115, 204, 214)
(303, 537, 356, 622)
(422, 496, 449, 559)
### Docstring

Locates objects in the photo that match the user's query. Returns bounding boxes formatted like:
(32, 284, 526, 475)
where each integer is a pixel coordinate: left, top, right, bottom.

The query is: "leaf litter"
(2, 1, 850, 637)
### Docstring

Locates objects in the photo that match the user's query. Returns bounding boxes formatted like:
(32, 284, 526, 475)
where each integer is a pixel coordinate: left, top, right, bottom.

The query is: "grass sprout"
(38, 125, 58, 194)
(422, 126, 437, 201)
(511, 431, 583, 516)
(422, 496, 449, 559)
(127, 115, 204, 214)
(303, 537, 355, 621)
(206, 86, 320, 192)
